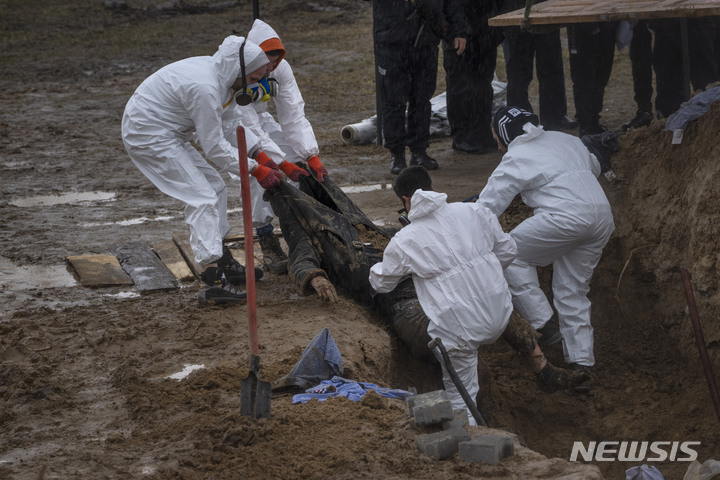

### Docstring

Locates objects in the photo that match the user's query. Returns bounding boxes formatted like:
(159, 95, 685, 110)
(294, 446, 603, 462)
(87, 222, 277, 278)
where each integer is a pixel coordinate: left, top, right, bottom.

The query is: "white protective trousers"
(505, 210, 614, 367)
(477, 125, 615, 367)
(123, 112, 230, 265)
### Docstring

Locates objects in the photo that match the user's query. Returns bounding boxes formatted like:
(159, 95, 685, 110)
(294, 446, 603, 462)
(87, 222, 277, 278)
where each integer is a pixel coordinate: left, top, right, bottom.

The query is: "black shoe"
(568, 363, 592, 393)
(199, 273, 247, 306)
(390, 153, 406, 175)
(621, 111, 653, 131)
(578, 124, 607, 138)
(544, 114, 578, 131)
(216, 246, 264, 285)
(452, 140, 487, 155)
(259, 231, 288, 274)
(536, 321, 562, 347)
(409, 151, 438, 170)
(537, 363, 591, 393)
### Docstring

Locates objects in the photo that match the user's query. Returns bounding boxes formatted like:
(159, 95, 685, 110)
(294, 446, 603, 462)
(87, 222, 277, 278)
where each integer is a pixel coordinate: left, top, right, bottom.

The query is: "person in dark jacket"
(373, 0, 467, 174)
(443, 0, 505, 154)
(264, 168, 589, 392)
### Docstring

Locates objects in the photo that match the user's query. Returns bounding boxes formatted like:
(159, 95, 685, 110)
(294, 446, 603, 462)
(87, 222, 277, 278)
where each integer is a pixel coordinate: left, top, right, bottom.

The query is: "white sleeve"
(272, 60, 319, 160)
(368, 238, 410, 293)
(238, 101, 286, 164)
(476, 155, 526, 217)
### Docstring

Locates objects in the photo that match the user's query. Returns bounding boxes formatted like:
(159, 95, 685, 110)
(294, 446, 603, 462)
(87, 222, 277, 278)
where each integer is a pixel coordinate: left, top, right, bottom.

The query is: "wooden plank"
(489, 0, 720, 27)
(172, 236, 203, 279)
(66, 254, 133, 287)
(111, 241, 178, 292)
(152, 240, 195, 283)
(225, 244, 264, 269)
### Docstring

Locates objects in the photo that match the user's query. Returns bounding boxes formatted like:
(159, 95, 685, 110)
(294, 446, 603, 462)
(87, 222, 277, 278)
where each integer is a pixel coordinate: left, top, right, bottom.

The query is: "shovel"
(428, 337, 486, 427)
(236, 126, 271, 419)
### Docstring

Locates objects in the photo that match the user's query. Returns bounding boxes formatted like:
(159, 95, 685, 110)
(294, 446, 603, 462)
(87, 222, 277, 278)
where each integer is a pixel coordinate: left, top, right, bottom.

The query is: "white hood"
(407, 189, 447, 222)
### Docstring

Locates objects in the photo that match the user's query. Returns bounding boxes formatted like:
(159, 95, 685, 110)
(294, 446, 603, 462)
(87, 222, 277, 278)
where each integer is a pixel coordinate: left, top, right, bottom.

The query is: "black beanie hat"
(492, 106, 540, 148)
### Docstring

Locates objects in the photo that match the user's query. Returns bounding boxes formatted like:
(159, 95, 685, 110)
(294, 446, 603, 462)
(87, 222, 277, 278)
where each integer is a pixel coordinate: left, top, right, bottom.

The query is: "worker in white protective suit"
(236, 19, 329, 274)
(369, 166, 517, 425)
(477, 106, 615, 392)
(121, 35, 282, 306)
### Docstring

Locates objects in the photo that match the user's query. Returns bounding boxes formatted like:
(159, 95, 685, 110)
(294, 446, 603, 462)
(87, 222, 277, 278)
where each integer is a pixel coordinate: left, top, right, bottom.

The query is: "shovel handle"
(428, 337, 487, 427)
(237, 127, 258, 357)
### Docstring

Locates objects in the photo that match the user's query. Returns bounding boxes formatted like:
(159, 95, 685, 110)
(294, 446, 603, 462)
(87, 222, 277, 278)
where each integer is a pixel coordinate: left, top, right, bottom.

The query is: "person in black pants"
(373, 0, 466, 174)
(622, 20, 654, 131)
(568, 22, 618, 137)
(442, 0, 503, 154)
(500, 0, 576, 133)
(650, 18, 718, 118)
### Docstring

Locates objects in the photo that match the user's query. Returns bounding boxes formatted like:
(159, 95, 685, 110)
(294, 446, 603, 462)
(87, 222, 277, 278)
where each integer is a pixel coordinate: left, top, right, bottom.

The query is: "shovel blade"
(240, 370, 271, 419)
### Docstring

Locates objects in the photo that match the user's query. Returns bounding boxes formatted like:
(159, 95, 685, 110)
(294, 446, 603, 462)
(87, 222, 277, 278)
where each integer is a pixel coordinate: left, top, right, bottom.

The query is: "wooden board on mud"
(111, 241, 178, 292)
(152, 240, 195, 282)
(489, 0, 720, 27)
(172, 236, 203, 279)
(66, 254, 134, 287)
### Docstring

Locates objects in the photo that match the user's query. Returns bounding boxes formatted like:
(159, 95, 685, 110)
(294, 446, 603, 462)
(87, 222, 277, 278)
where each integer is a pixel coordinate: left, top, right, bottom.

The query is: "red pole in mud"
(679, 266, 720, 423)
(236, 127, 258, 357)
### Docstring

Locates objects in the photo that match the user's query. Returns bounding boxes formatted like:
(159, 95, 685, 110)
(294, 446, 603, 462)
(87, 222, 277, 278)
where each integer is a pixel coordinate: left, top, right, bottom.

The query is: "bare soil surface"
(2, 1, 719, 479)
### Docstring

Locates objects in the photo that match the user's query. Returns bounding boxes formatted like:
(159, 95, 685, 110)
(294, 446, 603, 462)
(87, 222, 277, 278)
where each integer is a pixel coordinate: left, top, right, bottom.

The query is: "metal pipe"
(679, 266, 720, 423)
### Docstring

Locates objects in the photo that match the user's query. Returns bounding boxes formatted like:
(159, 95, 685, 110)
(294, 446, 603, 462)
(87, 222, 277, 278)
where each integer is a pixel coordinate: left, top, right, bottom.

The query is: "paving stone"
(458, 433, 515, 465)
(416, 428, 472, 460)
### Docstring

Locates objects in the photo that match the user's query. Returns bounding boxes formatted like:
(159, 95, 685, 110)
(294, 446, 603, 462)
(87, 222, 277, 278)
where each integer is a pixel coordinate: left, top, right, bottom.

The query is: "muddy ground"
(1, 1, 720, 479)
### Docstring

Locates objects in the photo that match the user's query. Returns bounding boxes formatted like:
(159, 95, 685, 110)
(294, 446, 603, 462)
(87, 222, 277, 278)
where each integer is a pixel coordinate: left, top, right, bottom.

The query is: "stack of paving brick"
(407, 390, 515, 464)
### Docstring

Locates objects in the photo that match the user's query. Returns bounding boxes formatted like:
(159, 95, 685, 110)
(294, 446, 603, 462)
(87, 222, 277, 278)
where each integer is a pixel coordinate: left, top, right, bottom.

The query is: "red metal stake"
(680, 266, 720, 423)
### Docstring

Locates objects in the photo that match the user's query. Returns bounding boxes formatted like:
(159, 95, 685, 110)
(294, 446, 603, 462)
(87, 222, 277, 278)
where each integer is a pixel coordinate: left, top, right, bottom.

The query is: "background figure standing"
(499, 0, 576, 132)
(622, 20, 654, 131)
(650, 18, 719, 118)
(373, 0, 466, 174)
(443, 0, 501, 154)
(568, 22, 617, 137)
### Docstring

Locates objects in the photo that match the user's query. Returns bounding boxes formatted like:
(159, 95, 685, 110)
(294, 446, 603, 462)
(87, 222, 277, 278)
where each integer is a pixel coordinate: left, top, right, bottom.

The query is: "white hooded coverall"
(121, 35, 267, 265)
(369, 190, 517, 424)
(240, 19, 321, 228)
(477, 124, 615, 367)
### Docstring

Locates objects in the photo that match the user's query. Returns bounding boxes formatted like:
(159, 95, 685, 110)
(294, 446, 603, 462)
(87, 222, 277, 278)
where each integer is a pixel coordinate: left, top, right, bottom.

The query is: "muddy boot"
(216, 246, 264, 285)
(568, 363, 592, 393)
(257, 225, 288, 274)
(537, 363, 591, 393)
(536, 320, 562, 347)
(198, 268, 247, 306)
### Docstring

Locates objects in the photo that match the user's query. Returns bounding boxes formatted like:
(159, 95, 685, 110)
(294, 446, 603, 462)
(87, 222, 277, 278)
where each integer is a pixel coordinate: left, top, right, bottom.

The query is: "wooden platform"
(66, 254, 134, 287)
(489, 0, 720, 27)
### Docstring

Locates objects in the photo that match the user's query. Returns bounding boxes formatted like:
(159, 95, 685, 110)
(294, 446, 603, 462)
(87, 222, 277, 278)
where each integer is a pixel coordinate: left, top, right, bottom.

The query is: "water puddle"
(9, 191, 116, 207)
(165, 364, 205, 380)
(341, 183, 391, 194)
(0, 256, 77, 290)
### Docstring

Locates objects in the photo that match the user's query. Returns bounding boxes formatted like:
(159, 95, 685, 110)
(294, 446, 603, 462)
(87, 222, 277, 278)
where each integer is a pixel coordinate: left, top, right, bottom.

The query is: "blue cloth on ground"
(665, 86, 720, 132)
(272, 328, 343, 390)
(625, 464, 664, 480)
(292, 376, 415, 404)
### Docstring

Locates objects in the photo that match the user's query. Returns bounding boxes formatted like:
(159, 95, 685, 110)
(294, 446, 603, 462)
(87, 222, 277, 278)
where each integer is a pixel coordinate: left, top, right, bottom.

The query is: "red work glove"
(251, 164, 282, 189)
(254, 151, 280, 171)
(307, 155, 328, 182)
(279, 161, 310, 182)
